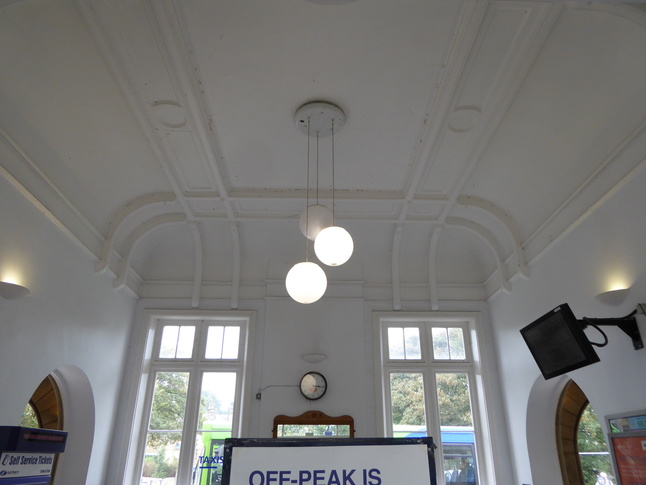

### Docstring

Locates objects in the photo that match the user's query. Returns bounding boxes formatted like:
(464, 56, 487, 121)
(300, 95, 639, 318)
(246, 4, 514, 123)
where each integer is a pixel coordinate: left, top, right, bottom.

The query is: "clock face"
(299, 372, 327, 400)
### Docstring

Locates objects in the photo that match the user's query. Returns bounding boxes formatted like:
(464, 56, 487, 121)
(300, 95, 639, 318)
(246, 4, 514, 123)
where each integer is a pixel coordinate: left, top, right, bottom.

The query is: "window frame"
(127, 310, 254, 485)
(374, 311, 495, 485)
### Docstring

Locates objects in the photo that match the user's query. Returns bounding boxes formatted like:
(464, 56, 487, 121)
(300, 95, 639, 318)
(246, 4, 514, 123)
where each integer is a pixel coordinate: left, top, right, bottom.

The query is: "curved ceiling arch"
(113, 214, 188, 289)
(96, 193, 178, 273)
(444, 217, 512, 294)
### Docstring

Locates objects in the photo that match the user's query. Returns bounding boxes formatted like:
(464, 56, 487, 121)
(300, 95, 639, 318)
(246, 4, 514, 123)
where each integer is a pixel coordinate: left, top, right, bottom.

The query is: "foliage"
(390, 372, 473, 428)
(19, 404, 39, 428)
(436, 373, 472, 427)
(148, 372, 189, 448)
(143, 448, 178, 479)
(390, 373, 426, 426)
(142, 456, 157, 477)
(277, 425, 350, 437)
(578, 405, 614, 484)
(432, 328, 466, 359)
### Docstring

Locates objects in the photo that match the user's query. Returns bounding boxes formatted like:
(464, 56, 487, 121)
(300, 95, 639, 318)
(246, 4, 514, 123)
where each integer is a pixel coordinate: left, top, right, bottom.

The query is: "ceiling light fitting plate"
(295, 101, 345, 137)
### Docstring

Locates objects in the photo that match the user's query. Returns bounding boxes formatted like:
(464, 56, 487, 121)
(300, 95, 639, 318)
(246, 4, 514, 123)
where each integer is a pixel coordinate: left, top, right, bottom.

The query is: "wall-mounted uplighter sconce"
(595, 288, 630, 306)
(0, 281, 30, 299)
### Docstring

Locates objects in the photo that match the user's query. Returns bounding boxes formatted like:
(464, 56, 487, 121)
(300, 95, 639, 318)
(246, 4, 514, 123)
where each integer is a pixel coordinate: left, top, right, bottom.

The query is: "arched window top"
(19, 375, 63, 430)
(556, 380, 615, 485)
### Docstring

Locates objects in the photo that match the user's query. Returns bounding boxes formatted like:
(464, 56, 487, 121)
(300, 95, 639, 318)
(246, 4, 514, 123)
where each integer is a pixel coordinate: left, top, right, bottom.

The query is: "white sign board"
(223, 438, 435, 485)
(0, 452, 55, 478)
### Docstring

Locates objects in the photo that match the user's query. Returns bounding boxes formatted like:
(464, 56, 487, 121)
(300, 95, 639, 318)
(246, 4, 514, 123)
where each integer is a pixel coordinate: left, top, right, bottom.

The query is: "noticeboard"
(606, 410, 646, 485)
(221, 437, 436, 485)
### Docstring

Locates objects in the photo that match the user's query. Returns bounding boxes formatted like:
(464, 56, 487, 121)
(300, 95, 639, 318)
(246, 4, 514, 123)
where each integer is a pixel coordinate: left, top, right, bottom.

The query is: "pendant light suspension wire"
(316, 131, 320, 204)
(332, 119, 336, 226)
(305, 116, 311, 261)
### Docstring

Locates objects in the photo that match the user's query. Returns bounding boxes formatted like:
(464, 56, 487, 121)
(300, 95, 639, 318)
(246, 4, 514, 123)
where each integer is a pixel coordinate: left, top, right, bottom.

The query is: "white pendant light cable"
(286, 116, 327, 303)
(314, 115, 354, 266)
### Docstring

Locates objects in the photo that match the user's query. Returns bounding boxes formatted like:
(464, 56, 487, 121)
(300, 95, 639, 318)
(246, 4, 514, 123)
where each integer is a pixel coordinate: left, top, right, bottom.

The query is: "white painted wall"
(257, 297, 369, 436)
(0, 177, 137, 484)
(488, 164, 646, 485)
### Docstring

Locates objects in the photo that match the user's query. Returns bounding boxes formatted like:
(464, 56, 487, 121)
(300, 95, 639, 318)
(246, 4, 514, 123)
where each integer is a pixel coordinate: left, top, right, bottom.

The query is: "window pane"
(222, 327, 240, 359)
(205, 326, 240, 360)
(387, 328, 405, 359)
(149, 372, 190, 431)
(159, 326, 195, 359)
(388, 327, 421, 360)
(432, 327, 449, 360)
(404, 327, 421, 359)
(159, 326, 179, 358)
(191, 373, 236, 485)
(578, 405, 614, 485)
(197, 372, 237, 430)
(176, 326, 195, 358)
(390, 373, 426, 435)
(205, 326, 224, 359)
(448, 328, 466, 360)
(432, 327, 466, 360)
(192, 433, 228, 485)
(142, 433, 181, 484)
(437, 373, 477, 485)
(143, 372, 189, 485)
(436, 373, 473, 427)
(443, 443, 477, 485)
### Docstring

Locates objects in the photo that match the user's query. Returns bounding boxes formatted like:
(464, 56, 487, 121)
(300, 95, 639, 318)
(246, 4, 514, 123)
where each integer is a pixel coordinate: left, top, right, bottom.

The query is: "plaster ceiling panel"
(246, 219, 395, 286)
(179, 0, 464, 194)
(109, 201, 186, 255)
(199, 220, 236, 282)
(451, 1, 550, 111)
(331, 198, 403, 221)
(398, 224, 433, 284)
(130, 222, 197, 282)
(465, 5, 646, 245)
(163, 131, 219, 194)
(347, 221, 399, 285)
(397, 222, 499, 286)
(434, 226, 497, 285)
(447, 203, 515, 257)
(238, 218, 308, 283)
(234, 198, 303, 219)
(408, 199, 446, 221)
(187, 198, 229, 218)
(235, 195, 405, 221)
(0, 0, 172, 231)
(421, 130, 478, 196)
(421, 2, 544, 196)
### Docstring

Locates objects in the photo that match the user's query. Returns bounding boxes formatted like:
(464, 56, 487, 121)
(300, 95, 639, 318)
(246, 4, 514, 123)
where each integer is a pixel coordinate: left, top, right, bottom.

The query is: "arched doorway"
(50, 365, 95, 485)
(20, 366, 96, 485)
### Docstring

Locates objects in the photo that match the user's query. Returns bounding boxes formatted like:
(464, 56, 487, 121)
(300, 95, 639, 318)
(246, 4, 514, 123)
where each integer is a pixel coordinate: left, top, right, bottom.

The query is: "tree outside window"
(578, 405, 615, 485)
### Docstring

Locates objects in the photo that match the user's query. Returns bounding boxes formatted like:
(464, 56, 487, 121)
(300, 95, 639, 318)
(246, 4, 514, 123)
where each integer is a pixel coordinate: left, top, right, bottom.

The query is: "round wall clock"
(299, 371, 327, 400)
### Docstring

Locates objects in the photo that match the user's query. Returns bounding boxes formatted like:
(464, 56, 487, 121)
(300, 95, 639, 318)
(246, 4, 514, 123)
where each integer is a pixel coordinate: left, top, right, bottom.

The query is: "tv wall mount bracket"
(579, 304, 645, 350)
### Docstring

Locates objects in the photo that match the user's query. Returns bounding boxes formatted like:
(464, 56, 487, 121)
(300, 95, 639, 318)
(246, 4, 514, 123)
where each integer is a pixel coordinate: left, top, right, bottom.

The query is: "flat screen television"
(520, 303, 600, 379)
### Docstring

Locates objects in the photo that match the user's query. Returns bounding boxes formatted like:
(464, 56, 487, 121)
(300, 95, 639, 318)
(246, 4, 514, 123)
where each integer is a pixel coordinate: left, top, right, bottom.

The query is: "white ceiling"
(2, 0, 646, 306)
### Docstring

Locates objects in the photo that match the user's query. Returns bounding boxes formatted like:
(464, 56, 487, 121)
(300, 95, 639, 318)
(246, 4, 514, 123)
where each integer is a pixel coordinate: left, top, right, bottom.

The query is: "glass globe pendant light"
(299, 204, 333, 241)
(285, 261, 327, 304)
(313, 115, 354, 266)
(286, 108, 328, 304)
(314, 225, 353, 266)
